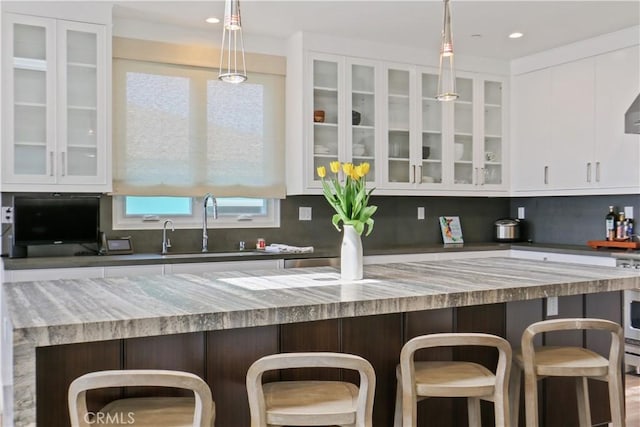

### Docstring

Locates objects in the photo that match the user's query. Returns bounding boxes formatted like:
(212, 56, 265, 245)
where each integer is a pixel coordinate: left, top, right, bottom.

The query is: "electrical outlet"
(546, 296, 558, 317)
(624, 206, 634, 219)
(417, 207, 425, 220)
(517, 207, 525, 219)
(1, 206, 13, 224)
(298, 206, 312, 221)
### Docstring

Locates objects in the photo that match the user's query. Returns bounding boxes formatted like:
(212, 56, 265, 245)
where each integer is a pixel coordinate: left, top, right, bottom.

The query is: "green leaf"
(364, 217, 375, 236)
(332, 213, 343, 231)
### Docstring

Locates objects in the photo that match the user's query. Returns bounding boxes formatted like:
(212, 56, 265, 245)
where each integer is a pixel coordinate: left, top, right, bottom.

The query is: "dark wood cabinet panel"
(280, 319, 341, 381)
(544, 294, 584, 427)
(36, 339, 122, 427)
(404, 308, 455, 427)
(123, 332, 205, 398)
(455, 303, 506, 427)
(342, 313, 403, 427)
(586, 291, 623, 425)
(206, 325, 279, 427)
(506, 299, 543, 427)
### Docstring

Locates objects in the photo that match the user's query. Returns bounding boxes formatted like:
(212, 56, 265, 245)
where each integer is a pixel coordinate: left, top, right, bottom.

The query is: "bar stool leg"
(467, 397, 481, 427)
(523, 371, 539, 427)
(393, 378, 403, 427)
(509, 365, 522, 427)
(608, 370, 625, 427)
(494, 385, 510, 427)
(575, 377, 592, 427)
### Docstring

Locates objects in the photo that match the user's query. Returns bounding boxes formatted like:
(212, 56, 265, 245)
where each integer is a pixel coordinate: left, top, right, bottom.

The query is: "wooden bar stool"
(509, 318, 625, 427)
(68, 369, 215, 427)
(246, 352, 376, 427)
(394, 333, 512, 427)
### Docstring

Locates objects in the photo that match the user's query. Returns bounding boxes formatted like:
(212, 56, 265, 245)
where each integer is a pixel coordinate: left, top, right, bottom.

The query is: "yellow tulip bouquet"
(317, 161, 377, 236)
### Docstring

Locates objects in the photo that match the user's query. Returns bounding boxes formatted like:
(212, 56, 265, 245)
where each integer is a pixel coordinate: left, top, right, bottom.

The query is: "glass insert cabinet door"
(420, 72, 443, 184)
(58, 21, 105, 182)
(453, 76, 474, 186)
(483, 80, 503, 186)
(311, 57, 341, 184)
(349, 62, 376, 181)
(6, 16, 55, 179)
(387, 67, 412, 184)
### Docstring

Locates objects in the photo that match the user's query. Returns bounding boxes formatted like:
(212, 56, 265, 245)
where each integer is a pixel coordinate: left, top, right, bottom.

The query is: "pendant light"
(218, 0, 247, 83)
(436, 0, 458, 101)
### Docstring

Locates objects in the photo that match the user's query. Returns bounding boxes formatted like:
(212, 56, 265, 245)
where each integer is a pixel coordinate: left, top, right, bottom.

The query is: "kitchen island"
(2, 257, 639, 427)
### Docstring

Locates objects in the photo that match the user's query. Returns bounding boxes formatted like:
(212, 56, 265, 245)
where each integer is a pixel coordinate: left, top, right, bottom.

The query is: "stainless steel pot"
(494, 218, 521, 242)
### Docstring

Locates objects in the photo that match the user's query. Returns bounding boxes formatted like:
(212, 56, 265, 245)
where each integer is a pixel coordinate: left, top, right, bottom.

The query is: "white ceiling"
(112, 1, 640, 60)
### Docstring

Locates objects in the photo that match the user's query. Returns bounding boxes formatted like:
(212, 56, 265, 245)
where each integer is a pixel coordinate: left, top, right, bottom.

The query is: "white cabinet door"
(56, 20, 108, 187)
(2, 14, 57, 185)
(1, 13, 110, 192)
(164, 259, 282, 274)
(511, 69, 552, 192)
(5, 267, 104, 283)
(594, 46, 640, 190)
(104, 265, 164, 277)
(549, 57, 595, 190)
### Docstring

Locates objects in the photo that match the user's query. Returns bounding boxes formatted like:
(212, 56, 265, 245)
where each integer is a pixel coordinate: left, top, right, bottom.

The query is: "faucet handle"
(166, 238, 172, 248)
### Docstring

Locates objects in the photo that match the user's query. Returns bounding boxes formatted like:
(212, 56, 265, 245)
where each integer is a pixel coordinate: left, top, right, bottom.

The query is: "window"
(113, 196, 279, 230)
(112, 56, 285, 229)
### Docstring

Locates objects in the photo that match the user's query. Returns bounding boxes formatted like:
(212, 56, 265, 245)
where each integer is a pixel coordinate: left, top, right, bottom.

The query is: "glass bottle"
(605, 206, 616, 241)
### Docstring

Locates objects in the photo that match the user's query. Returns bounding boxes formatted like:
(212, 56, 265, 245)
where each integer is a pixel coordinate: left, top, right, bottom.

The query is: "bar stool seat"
(246, 352, 376, 427)
(394, 333, 512, 427)
(68, 369, 215, 427)
(509, 318, 625, 427)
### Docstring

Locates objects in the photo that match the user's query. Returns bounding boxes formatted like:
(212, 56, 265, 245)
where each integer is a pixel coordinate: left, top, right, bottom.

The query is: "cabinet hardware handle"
(586, 162, 591, 183)
(474, 168, 479, 186)
(596, 162, 600, 182)
(417, 165, 422, 184)
(544, 166, 549, 185)
(49, 151, 54, 176)
(411, 165, 415, 183)
(61, 152, 66, 176)
(481, 168, 485, 186)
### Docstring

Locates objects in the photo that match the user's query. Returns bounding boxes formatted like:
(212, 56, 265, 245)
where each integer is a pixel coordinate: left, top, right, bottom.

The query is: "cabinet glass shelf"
(389, 157, 411, 161)
(68, 62, 97, 69)
(15, 141, 47, 146)
(388, 93, 410, 99)
(13, 57, 47, 71)
(314, 122, 338, 127)
(15, 102, 46, 108)
(313, 86, 338, 92)
(68, 105, 98, 111)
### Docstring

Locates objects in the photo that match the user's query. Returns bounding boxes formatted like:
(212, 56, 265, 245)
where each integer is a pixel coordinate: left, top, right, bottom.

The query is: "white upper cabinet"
(284, 34, 508, 196)
(512, 45, 640, 195)
(296, 52, 380, 191)
(1, 13, 110, 192)
(594, 46, 640, 191)
(511, 68, 552, 191)
(381, 65, 508, 193)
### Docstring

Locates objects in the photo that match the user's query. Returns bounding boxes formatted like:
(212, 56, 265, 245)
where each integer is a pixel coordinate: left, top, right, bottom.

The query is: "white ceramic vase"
(341, 225, 363, 281)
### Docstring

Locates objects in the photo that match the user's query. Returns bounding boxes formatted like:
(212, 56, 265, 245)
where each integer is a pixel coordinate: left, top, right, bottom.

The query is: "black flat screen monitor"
(13, 196, 100, 246)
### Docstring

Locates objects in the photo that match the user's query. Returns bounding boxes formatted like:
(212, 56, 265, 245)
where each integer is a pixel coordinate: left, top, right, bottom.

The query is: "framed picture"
(439, 216, 464, 244)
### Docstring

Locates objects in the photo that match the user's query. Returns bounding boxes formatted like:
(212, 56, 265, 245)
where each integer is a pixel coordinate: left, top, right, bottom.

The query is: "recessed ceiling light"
(509, 32, 524, 39)
(205, 17, 220, 24)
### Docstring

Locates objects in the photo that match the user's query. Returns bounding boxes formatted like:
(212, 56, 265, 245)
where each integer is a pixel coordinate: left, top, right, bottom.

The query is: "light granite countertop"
(3, 257, 640, 426)
(2, 241, 628, 270)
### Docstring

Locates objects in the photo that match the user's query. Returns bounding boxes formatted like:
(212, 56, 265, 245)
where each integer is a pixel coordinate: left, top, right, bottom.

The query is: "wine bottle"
(605, 206, 616, 241)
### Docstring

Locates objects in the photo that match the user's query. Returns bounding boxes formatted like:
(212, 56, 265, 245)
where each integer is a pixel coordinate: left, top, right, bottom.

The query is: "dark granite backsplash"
(510, 195, 640, 246)
(3, 193, 638, 257)
(0, 193, 510, 257)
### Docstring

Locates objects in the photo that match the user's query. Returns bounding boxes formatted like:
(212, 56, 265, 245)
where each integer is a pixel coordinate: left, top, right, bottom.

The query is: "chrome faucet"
(162, 219, 174, 255)
(202, 193, 218, 252)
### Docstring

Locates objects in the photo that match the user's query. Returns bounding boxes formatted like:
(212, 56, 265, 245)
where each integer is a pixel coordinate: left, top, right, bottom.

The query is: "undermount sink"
(159, 250, 267, 258)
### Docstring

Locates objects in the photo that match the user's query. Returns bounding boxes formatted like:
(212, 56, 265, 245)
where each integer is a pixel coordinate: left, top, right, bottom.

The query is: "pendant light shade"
(218, 0, 247, 83)
(436, 0, 458, 101)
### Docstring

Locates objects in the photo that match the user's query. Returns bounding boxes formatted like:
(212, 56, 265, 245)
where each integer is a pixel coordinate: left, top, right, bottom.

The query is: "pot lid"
(495, 218, 520, 226)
